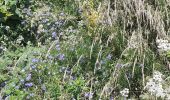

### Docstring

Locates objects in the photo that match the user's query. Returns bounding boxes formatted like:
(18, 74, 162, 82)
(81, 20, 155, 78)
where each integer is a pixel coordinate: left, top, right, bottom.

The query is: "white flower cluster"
(153, 71, 163, 82)
(120, 88, 129, 97)
(145, 71, 165, 98)
(156, 39, 170, 51)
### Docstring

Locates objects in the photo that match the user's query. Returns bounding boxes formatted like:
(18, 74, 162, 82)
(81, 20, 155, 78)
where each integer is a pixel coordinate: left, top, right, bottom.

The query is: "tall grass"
(1, 0, 170, 99)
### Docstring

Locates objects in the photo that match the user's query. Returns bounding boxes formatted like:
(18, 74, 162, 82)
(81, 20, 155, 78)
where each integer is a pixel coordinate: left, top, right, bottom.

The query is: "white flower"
(156, 39, 170, 51)
(120, 88, 129, 97)
(153, 71, 163, 82)
(145, 71, 166, 98)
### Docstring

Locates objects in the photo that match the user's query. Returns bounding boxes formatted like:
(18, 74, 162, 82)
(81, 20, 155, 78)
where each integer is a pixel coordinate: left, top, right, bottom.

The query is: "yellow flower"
(87, 10, 99, 27)
(82, 0, 100, 27)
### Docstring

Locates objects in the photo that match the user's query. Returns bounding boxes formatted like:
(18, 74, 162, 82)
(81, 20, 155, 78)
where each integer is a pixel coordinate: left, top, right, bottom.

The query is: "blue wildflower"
(31, 65, 36, 69)
(110, 96, 114, 100)
(84, 92, 93, 98)
(116, 64, 123, 68)
(25, 82, 33, 87)
(58, 54, 65, 61)
(26, 74, 32, 81)
(29, 93, 34, 97)
(15, 86, 19, 89)
(48, 55, 53, 59)
(71, 76, 76, 80)
(106, 54, 112, 60)
(56, 44, 60, 51)
(52, 32, 57, 38)
(32, 58, 39, 63)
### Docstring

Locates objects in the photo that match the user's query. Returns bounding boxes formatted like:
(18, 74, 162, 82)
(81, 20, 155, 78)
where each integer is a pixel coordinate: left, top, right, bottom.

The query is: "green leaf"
(0, 5, 8, 13)
(5, 89, 11, 94)
(5, 12, 13, 16)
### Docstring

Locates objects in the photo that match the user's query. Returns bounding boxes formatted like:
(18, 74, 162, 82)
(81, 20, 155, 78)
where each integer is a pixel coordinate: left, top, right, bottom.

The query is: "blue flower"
(32, 58, 39, 63)
(48, 55, 53, 59)
(56, 44, 60, 51)
(71, 76, 76, 80)
(31, 65, 36, 69)
(26, 74, 32, 81)
(58, 54, 65, 61)
(110, 96, 114, 100)
(29, 93, 34, 97)
(106, 54, 112, 60)
(52, 32, 57, 38)
(25, 82, 33, 87)
(116, 63, 123, 68)
(84, 92, 93, 98)
(15, 86, 20, 89)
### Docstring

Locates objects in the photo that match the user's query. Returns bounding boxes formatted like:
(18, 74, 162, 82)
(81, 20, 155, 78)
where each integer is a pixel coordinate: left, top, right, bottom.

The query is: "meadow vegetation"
(1, 0, 170, 99)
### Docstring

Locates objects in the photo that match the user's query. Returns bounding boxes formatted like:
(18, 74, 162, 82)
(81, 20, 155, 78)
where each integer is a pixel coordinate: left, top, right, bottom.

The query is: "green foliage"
(0, 0, 17, 21)
(1, 0, 170, 99)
